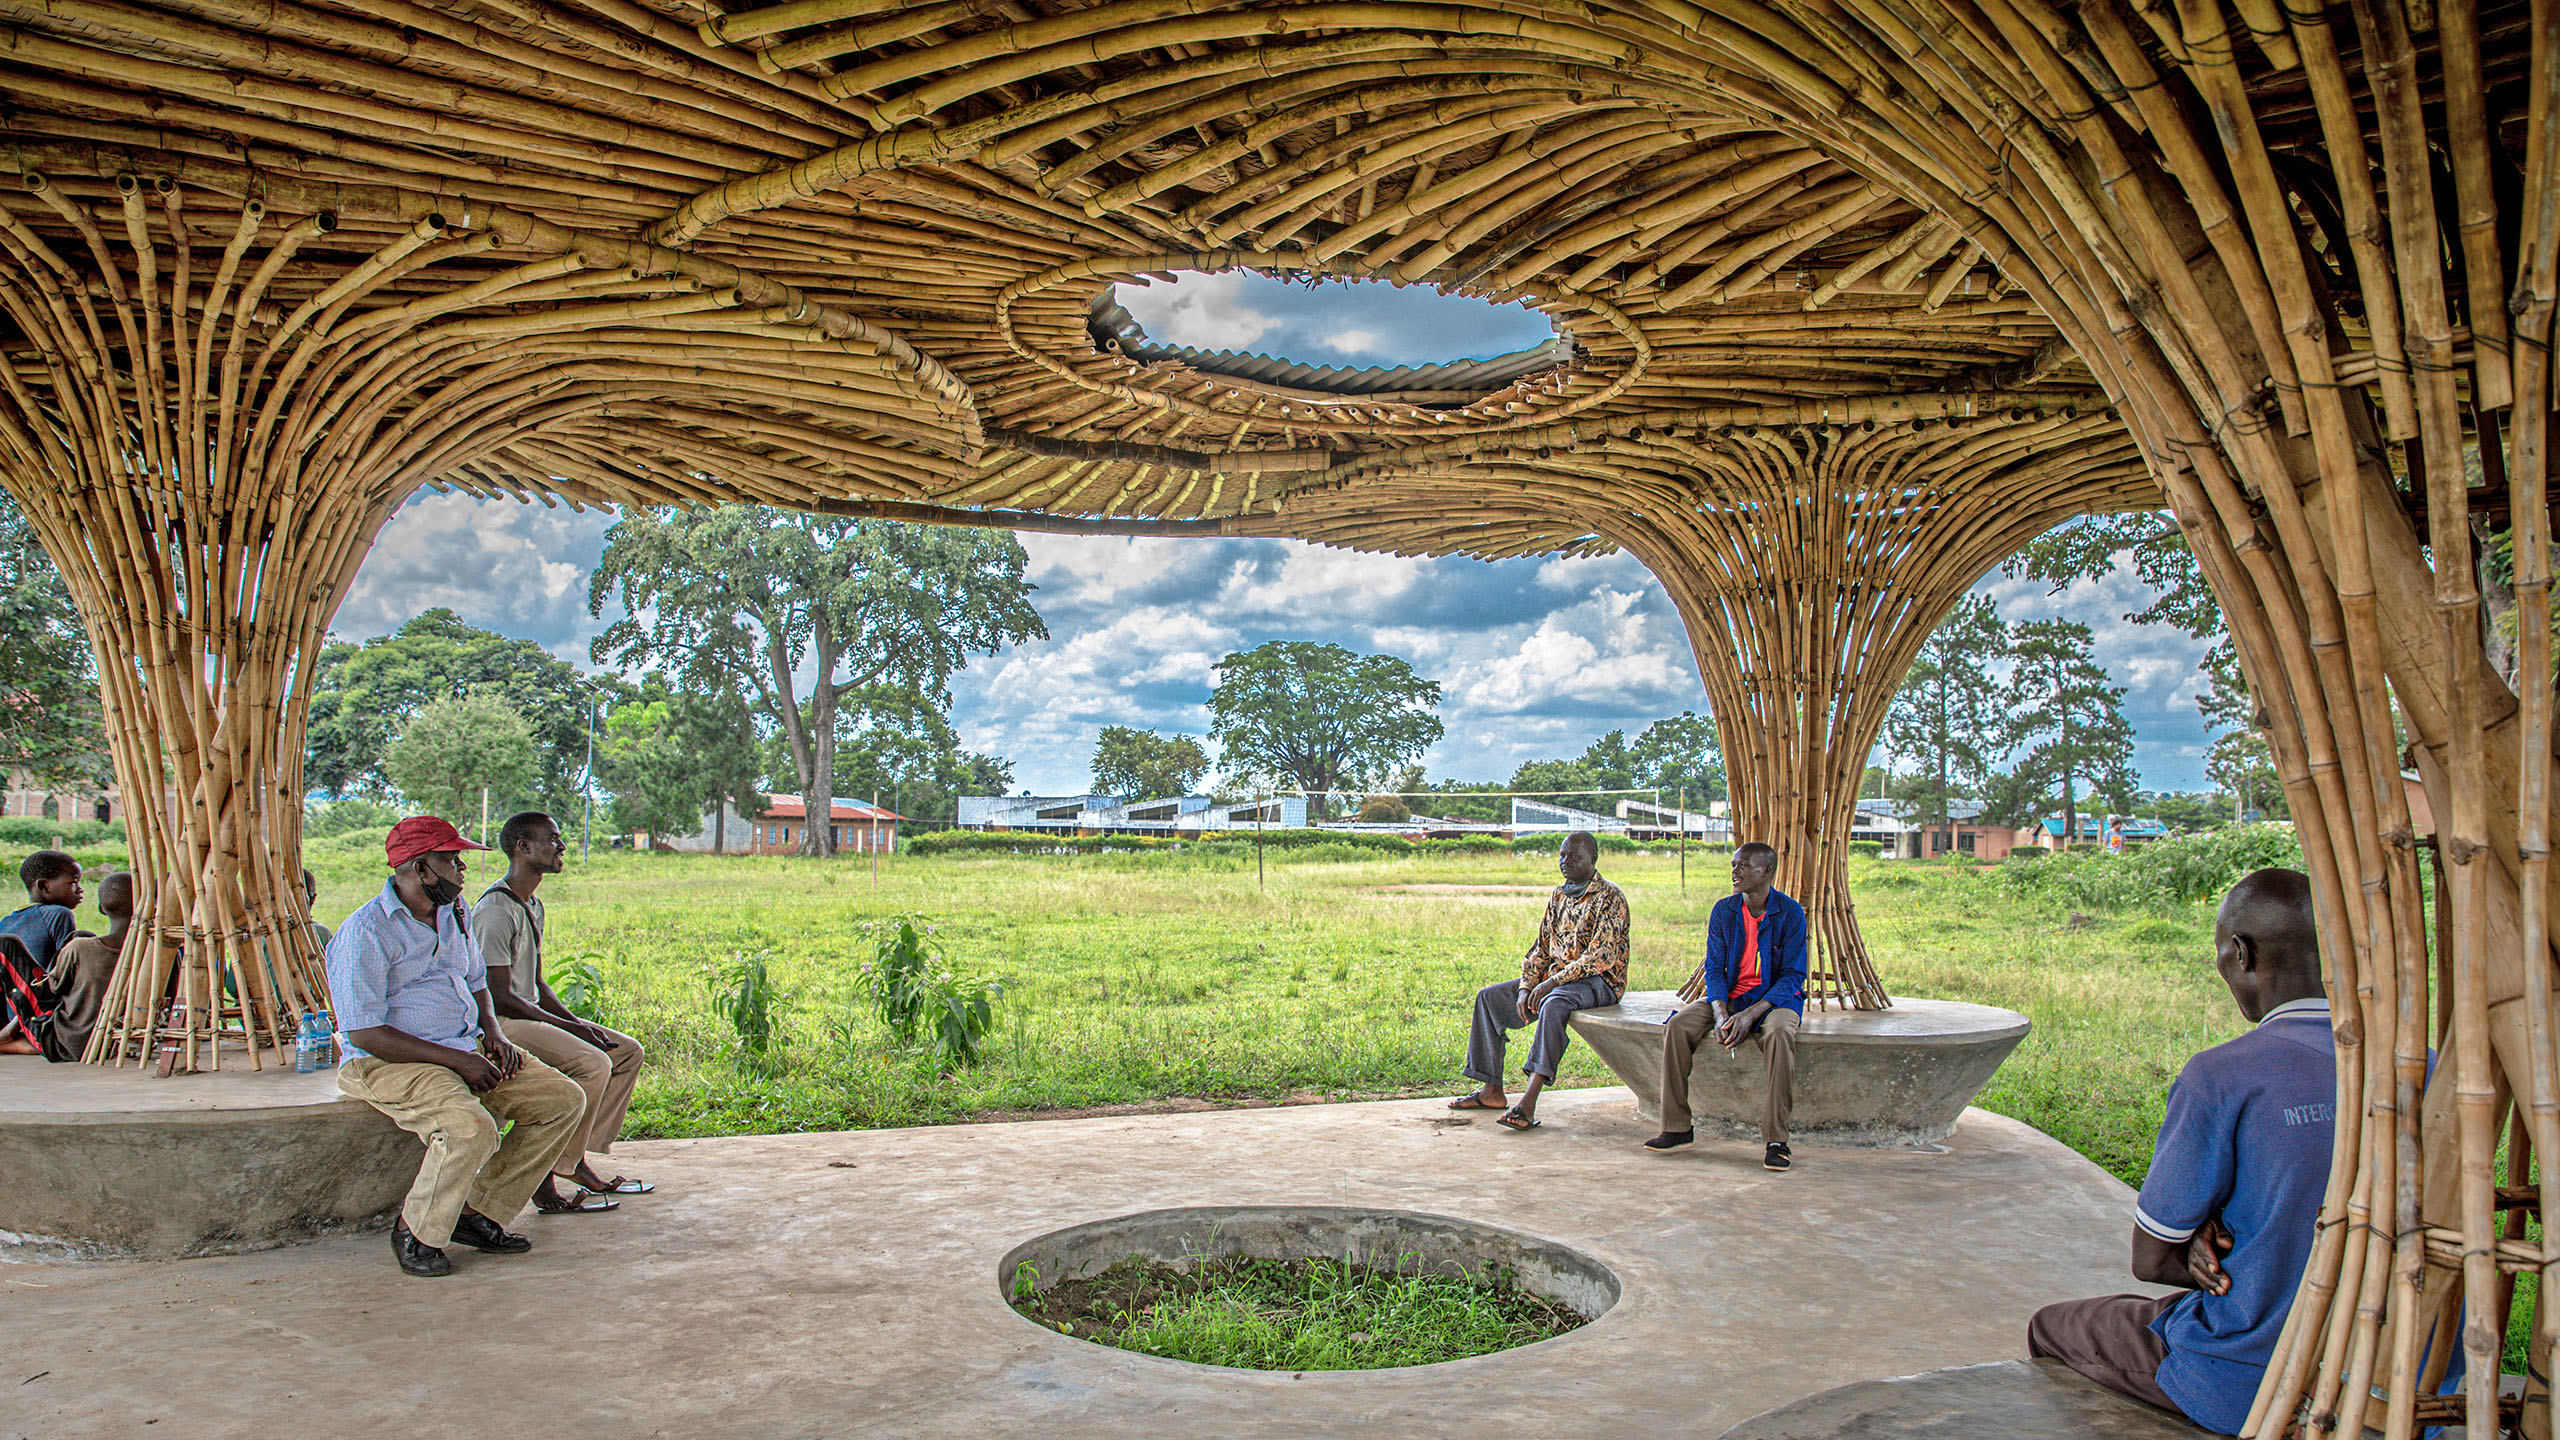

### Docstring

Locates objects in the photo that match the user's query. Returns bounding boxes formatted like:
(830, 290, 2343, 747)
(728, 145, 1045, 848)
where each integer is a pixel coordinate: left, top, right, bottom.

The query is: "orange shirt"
(1736, 903, 1763, 997)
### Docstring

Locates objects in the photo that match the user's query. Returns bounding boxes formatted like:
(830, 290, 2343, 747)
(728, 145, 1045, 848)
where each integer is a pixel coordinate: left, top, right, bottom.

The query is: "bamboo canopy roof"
(1, 0, 2556, 1434)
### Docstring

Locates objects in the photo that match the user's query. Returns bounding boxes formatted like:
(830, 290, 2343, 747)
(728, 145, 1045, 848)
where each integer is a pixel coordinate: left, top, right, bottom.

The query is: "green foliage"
(1997, 824, 2305, 911)
(0, 496, 105, 787)
(828, 694, 1014, 828)
(0, 816, 123, 848)
(1091, 726, 1212, 800)
(858, 917, 1003, 1067)
(1207, 641, 1443, 812)
(384, 693, 539, 826)
(1012, 1253, 1584, 1370)
(1846, 840, 1884, 858)
(307, 797, 402, 836)
(305, 608, 595, 812)
(710, 949, 788, 1074)
(552, 959, 608, 1022)
(590, 508, 1044, 855)
(599, 675, 767, 843)
(1498, 712, 1728, 812)
(2007, 619, 2138, 834)
(1884, 596, 2012, 827)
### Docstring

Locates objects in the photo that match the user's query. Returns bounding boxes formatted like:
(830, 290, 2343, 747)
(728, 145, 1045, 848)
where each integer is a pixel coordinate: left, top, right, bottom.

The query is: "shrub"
(1846, 840, 1884, 859)
(1995, 825, 2305, 912)
(307, 798, 401, 836)
(859, 917, 1004, 1068)
(710, 949, 787, 1074)
(0, 816, 125, 849)
(553, 958, 608, 1021)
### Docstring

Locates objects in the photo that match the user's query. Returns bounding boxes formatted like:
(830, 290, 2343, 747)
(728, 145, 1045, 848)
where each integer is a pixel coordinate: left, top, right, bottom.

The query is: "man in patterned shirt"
(1449, 830, 1630, 1131)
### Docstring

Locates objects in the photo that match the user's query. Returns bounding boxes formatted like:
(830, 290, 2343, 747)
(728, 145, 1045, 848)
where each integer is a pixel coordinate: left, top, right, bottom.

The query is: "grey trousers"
(2026, 1293, 2180, 1414)
(1465, 976, 1618, 1085)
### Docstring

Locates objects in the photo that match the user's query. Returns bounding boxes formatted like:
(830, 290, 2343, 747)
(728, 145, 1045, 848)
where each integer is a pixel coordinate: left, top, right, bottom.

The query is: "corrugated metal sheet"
(1089, 296, 1568, 397)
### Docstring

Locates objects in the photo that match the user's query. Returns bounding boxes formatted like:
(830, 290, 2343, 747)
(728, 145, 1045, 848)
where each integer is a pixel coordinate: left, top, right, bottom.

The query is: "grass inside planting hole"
(1012, 1253, 1587, 1370)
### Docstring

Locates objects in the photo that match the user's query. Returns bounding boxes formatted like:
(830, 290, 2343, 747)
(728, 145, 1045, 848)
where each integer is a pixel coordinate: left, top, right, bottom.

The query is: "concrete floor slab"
(3, 1089, 2160, 1439)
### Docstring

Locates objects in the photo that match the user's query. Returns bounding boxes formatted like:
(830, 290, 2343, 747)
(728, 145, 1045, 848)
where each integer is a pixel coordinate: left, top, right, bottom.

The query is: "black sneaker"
(392, 1217, 452, 1277)
(1643, 1130, 1694, 1151)
(449, 1209, 533, 1254)
(1764, 1142, 1792, 1172)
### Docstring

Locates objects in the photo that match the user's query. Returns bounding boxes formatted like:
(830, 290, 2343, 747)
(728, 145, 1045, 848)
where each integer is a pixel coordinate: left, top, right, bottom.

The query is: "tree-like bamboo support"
(0, 171, 973, 1069)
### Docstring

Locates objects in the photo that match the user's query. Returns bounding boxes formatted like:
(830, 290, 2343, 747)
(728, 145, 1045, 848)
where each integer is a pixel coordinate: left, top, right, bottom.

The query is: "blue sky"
(336, 277, 2215, 797)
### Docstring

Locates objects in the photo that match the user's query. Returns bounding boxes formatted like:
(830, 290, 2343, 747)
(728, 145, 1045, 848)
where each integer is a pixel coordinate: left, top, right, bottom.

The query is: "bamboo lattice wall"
(0, 0, 2552, 1432)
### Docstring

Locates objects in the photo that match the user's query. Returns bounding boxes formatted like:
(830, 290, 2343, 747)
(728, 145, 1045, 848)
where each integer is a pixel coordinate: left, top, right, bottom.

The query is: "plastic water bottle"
(318, 1009, 337, 1067)
(295, 1012, 324, 1073)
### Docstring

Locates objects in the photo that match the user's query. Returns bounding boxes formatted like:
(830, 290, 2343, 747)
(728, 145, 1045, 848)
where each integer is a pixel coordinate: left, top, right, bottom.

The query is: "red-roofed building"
(656, 796, 905, 855)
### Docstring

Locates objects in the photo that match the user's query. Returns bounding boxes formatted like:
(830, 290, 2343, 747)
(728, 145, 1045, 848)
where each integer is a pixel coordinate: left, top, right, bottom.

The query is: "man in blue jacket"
(1645, 841, 1807, 1170)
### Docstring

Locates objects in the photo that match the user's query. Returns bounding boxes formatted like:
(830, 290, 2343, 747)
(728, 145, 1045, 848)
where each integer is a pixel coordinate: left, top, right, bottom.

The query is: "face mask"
(418, 866, 464, 907)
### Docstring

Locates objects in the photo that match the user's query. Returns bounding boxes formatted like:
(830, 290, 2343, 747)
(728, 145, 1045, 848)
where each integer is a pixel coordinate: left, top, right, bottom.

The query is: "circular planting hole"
(999, 1205, 1618, 1372)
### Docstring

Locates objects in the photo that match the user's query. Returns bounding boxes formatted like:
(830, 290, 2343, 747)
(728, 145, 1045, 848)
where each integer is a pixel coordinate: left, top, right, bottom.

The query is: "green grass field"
(311, 844, 2246, 1189)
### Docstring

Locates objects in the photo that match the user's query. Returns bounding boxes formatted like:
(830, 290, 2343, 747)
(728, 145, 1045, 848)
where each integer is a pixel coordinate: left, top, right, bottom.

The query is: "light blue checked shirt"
(324, 879, 485, 1061)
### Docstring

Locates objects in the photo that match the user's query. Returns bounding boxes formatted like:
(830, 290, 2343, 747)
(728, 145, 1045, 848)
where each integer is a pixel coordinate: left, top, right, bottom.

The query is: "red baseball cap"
(385, 816, 491, 868)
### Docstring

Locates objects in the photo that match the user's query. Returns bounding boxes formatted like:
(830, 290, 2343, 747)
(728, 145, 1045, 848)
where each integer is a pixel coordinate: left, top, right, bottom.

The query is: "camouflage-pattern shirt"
(1521, 877, 1630, 993)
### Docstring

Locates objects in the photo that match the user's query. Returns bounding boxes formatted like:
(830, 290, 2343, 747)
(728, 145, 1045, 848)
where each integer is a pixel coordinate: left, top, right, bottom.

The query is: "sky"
(336, 275, 2217, 798)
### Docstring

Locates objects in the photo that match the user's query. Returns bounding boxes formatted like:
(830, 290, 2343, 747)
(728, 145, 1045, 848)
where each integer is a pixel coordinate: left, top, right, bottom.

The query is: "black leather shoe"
(1764, 1142, 1793, 1172)
(1643, 1130, 1694, 1151)
(393, 1217, 452, 1277)
(449, 1209, 533, 1254)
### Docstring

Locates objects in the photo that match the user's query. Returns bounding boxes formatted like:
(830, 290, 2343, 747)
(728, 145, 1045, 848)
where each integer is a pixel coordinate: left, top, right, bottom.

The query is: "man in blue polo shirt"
(1646, 841, 1807, 1171)
(2029, 867, 2338, 1433)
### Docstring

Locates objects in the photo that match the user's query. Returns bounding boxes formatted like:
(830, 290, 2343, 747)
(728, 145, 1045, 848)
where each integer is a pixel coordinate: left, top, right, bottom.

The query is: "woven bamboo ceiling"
(0, 0, 2180, 556)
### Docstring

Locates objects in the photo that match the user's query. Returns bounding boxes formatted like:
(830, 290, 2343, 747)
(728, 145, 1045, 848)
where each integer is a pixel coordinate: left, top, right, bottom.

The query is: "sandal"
(534, 1187, 620, 1215)
(1496, 1107, 1541, 1131)
(1446, 1093, 1504, 1111)
(587, 1175, 655, 1195)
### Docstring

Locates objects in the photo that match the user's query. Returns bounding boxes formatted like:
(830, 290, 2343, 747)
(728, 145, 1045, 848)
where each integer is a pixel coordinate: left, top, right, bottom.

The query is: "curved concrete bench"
(1567, 992, 2030, 1145)
(0, 1055, 416, 1258)
(1717, 1359, 2205, 1437)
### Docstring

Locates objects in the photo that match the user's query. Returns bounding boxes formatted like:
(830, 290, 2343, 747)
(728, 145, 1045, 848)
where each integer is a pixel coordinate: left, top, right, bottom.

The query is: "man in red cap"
(324, 816, 587, 1277)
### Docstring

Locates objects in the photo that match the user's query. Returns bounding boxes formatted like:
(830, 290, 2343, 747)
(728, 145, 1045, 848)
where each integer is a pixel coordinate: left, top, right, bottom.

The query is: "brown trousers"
(500, 1016, 645, 1177)
(2027, 1292, 2181, 1414)
(339, 1052, 586, 1247)
(1659, 1000, 1798, 1143)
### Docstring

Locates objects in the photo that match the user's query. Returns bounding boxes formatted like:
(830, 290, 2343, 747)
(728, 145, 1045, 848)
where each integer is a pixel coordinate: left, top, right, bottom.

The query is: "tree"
(2006, 619, 2137, 844)
(1207, 641, 1443, 814)
(1507, 758, 1601, 797)
(1883, 596, 2013, 834)
(384, 694, 538, 829)
(828, 693, 1013, 826)
(1090, 726, 1212, 799)
(597, 676, 768, 849)
(590, 508, 1045, 855)
(306, 609, 590, 810)
(1628, 711, 1725, 801)
(0, 496, 104, 787)
(2206, 730, 2285, 823)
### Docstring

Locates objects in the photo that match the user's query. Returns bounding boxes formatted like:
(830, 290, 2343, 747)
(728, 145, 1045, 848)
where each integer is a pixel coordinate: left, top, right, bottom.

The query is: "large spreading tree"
(589, 508, 1044, 855)
(1207, 641, 1442, 814)
(2005, 618, 2137, 844)
(1090, 725, 1211, 800)
(1882, 596, 2012, 833)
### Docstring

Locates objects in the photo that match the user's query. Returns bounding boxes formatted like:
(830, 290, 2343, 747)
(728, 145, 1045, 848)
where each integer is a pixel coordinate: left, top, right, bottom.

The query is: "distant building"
(3, 769, 118, 825)
(657, 796, 903, 855)
(957, 794, 1309, 835)
(1614, 798, 1732, 842)
(1840, 798, 2030, 860)
(2036, 814, 2167, 852)
(1510, 797, 1628, 834)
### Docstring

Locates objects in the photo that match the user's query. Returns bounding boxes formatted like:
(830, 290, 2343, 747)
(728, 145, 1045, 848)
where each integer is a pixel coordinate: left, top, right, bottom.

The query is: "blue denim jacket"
(1692, 889, 1807, 1014)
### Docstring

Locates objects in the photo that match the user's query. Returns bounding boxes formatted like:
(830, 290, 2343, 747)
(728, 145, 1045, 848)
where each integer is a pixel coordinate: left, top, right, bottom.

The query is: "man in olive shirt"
(474, 811, 651, 1213)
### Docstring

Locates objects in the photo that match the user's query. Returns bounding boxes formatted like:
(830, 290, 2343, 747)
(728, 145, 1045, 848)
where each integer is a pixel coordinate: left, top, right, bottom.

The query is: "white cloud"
(1324, 328, 1381, 355)
(335, 490, 615, 661)
(1114, 273, 1273, 352)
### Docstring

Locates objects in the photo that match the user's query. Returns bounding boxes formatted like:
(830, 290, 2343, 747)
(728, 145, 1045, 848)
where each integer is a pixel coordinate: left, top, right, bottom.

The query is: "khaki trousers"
(1659, 1001, 1798, 1143)
(500, 1016, 645, 1176)
(339, 1052, 586, 1247)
